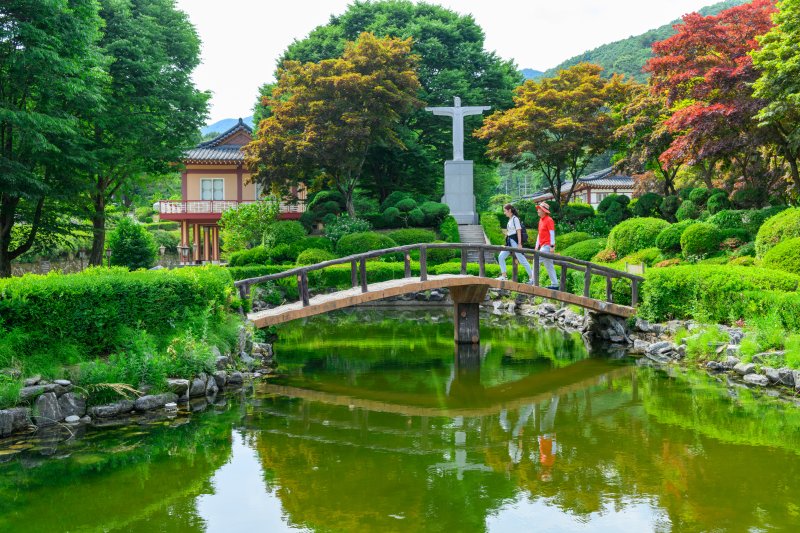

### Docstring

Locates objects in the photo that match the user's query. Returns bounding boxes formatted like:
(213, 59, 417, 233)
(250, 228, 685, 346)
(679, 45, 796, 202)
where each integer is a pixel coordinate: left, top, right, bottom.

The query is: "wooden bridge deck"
(247, 274, 636, 328)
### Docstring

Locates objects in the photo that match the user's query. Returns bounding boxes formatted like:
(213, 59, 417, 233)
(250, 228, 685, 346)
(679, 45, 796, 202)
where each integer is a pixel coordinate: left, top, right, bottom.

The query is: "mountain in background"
(201, 116, 253, 136)
(521, 68, 544, 80)
(541, 0, 748, 82)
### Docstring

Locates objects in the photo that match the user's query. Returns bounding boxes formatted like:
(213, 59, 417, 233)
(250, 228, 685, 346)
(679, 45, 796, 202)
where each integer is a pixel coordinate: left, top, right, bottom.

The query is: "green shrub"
(729, 256, 756, 266)
(675, 200, 701, 221)
(480, 212, 505, 246)
(438, 215, 460, 243)
(296, 236, 333, 253)
(382, 207, 401, 228)
(409, 242, 459, 266)
(719, 228, 750, 243)
(151, 229, 180, 252)
(135, 206, 156, 223)
(226, 264, 289, 281)
(599, 196, 632, 226)
(620, 247, 662, 267)
(707, 193, 731, 214)
(408, 207, 426, 227)
(745, 205, 789, 237)
(655, 220, 696, 254)
(559, 203, 595, 230)
(108, 217, 157, 270)
(307, 190, 345, 212)
(144, 221, 179, 231)
(324, 216, 372, 244)
(380, 191, 412, 211)
(632, 193, 662, 218)
(306, 261, 421, 290)
(639, 265, 800, 324)
(732, 242, 756, 258)
(228, 246, 269, 267)
(684, 326, 730, 361)
(574, 216, 611, 237)
(688, 187, 713, 206)
(557, 232, 591, 249)
(561, 238, 606, 261)
(762, 237, 800, 276)
(597, 194, 630, 213)
(678, 187, 695, 200)
(732, 187, 768, 209)
(707, 209, 748, 231)
(386, 229, 436, 246)
(755, 208, 800, 257)
(731, 291, 800, 333)
(266, 243, 295, 264)
(296, 248, 336, 266)
(336, 232, 398, 256)
(395, 198, 418, 213)
(263, 220, 307, 248)
(514, 199, 540, 229)
(659, 195, 682, 222)
(607, 217, 670, 257)
(680, 222, 723, 258)
(420, 201, 450, 226)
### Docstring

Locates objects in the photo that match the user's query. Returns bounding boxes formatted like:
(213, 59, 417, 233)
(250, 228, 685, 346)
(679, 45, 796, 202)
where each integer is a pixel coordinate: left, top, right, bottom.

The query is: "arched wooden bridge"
(234, 243, 643, 341)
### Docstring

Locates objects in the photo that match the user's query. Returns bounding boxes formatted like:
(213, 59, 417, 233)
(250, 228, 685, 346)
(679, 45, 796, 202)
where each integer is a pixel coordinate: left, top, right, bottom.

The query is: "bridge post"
(450, 285, 488, 344)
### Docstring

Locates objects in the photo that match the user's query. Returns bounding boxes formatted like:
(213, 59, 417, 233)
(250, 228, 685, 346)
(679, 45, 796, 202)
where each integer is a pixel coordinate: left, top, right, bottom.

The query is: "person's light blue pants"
(498, 238, 533, 280)
(539, 244, 558, 286)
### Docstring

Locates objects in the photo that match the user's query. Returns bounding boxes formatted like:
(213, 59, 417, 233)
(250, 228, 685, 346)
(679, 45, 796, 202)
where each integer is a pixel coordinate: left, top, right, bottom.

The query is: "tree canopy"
(245, 32, 422, 216)
(475, 63, 632, 205)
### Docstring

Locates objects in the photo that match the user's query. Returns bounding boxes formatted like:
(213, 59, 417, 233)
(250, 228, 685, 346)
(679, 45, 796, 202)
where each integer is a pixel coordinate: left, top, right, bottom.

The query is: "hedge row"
(0, 267, 233, 356)
(639, 265, 800, 324)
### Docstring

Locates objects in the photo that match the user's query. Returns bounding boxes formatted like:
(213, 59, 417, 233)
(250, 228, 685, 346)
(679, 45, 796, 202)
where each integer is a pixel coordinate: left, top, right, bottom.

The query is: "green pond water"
(2, 310, 800, 532)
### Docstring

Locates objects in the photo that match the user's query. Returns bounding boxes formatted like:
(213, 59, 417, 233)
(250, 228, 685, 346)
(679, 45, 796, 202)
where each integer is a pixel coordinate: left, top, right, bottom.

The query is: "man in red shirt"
(536, 202, 559, 290)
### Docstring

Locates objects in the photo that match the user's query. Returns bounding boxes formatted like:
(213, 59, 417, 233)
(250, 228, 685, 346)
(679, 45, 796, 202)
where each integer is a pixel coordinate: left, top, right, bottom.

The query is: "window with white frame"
(201, 178, 224, 201)
(594, 192, 610, 203)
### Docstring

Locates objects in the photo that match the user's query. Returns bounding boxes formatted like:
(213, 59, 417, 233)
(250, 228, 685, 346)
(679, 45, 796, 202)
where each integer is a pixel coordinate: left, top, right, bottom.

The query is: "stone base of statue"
(442, 160, 478, 225)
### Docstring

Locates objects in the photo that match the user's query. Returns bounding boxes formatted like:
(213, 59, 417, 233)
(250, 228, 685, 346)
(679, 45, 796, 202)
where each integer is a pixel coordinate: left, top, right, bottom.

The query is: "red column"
(193, 224, 200, 263)
(203, 226, 211, 262)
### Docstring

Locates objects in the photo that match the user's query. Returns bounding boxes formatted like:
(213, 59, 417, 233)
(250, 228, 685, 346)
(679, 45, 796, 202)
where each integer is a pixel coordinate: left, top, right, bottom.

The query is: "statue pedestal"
(442, 160, 478, 225)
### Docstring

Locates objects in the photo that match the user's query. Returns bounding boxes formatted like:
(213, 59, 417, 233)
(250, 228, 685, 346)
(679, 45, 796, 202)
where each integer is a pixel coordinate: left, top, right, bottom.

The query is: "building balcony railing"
(157, 200, 305, 215)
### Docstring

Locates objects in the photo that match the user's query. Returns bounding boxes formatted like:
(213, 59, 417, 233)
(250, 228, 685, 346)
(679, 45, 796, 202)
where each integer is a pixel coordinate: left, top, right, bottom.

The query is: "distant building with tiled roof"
(520, 168, 634, 208)
(156, 118, 306, 265)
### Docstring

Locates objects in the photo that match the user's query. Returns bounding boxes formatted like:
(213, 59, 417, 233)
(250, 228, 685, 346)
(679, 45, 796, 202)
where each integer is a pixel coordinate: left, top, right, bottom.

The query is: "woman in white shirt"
(496, 204, 534, 283)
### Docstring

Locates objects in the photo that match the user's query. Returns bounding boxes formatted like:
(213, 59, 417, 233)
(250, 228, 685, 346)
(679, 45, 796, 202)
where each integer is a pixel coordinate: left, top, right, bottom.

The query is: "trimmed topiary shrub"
(707, 209, 748, 231)
(395, 198, 418, 213)
(559, 203, 595, 230)
(557, 232, 591, 249)
(675, 200, 701, 221)
(688, 187, 713, 206)
(620, 247, 662, 267)
(574, 216, 611, 237)
(382, 207, 401, 228)
(135, 206, 155, 223)
(408, 207, 426, 227)
(607, 217, 670, 257)
(592, 248, 618, 263)
(719, 228, 750, 246)
(420, 201, 450, 226)
(655, 220, 696, 254)
(438, 215, 460, 243)
(561, 238, 606, 261)
(762, 237, 800, 276)
(307, 190, 345, 212)
(755, 208, 800, 257)
(680, 222, 723, 258)
(336, 232, 398, 256)
(707, 193, 731, 214)
(632, 193, 662, 218)
(228, 245, 269, 266)
(480, 212, 505, 246)
(266, 244, 295, 264)
(678, 187, 695, 200)
(732, 187, 768, 209)
(296, 248, 336, 266)
(108, 217, 157, 270)
(659, 195, 682, 222)
(263, 220, 307, 248)
(298, 236, 333, 253)
(380, 191, 412, 212)
(732, 241, 756, 258)
(386, 229, 436, 246)
(729, 256, 756, 266)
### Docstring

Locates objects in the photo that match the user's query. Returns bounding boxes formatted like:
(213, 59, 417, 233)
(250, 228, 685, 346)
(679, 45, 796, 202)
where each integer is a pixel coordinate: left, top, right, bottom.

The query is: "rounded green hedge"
(336, 232, 398, 256)
(395, 198, 418, 213)
(228, 246, 269, 266)
(755, 208, 800, 257)
(762, 237, 800, 276)
(561, 238, 606, 261)
(383, 207, 401, 227)
(557, 231, 591, 250)
(680, 222, 723, 258)
(607, 217, 670, 257)
(655, 220, 696, 254)
(296, 248, 336, 266)
(408, 207, 426, 226)
(263, 220, 307, 248)
(108, 217, 157, 270)
(386, 229, 436, 245)
(675, 200, 701, 221)
(420, 201, 450, 226)
(707, 193, 731, 214)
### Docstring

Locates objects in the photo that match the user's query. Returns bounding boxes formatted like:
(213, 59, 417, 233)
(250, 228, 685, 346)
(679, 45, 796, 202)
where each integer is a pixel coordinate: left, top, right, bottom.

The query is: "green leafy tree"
(107, 217, 157, 269)
(752, 0, 800, 200)
(219, 199, 279, 254)
(0, 0, 105, 277)
(82, 0, 210, 266)
(245, 33, 422, 216)
(267, 1, 522, 201)
(476, 63, 632, 206)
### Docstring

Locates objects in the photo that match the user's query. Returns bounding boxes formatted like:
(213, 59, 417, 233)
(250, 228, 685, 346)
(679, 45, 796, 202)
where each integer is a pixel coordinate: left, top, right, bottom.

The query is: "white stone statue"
(425, 97, 491, 161)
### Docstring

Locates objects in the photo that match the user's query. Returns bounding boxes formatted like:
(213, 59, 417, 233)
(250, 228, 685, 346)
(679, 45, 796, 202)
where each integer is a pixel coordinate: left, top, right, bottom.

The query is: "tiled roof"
(184, 146, 245, 163)
(521, 168, 633, 200)
(198, 118, 253, 148)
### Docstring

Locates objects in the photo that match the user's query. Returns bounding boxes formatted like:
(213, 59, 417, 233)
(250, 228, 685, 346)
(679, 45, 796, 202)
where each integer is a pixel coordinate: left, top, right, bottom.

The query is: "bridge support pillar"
(450, 285, 488, 344)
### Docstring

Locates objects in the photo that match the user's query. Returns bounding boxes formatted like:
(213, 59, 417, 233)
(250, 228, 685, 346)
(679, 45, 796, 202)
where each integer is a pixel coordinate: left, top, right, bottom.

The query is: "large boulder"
(34, 392, 62, 426)
(58, 393, 86, 418)
(0, 408, 30, 437)
(134, 393, 179, 412)
(89, 400, 135, 418)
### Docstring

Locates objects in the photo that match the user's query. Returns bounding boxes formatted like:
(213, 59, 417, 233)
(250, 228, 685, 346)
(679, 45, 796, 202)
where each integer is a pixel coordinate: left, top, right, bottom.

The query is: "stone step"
(456, 225, 495, 263)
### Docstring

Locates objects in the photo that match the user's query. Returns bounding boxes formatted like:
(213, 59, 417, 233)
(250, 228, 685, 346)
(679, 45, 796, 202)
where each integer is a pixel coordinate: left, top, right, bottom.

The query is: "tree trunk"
(89, 192, 106, 266)
(0, 196, 18, 278)
(789, 157, 800, 201)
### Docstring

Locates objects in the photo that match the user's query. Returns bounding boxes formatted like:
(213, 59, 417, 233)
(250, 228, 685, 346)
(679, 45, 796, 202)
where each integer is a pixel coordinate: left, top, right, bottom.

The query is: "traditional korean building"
(157, 118, 305, 264)
(521, 168, 635, 208)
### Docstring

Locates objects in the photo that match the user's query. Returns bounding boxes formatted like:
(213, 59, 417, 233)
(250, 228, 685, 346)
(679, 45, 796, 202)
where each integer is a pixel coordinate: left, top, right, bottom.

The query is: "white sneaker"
(495, 275, 507, 281)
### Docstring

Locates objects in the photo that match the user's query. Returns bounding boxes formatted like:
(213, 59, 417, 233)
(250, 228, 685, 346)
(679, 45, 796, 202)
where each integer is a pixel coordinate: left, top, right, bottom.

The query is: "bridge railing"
(233, 243, 644, 309)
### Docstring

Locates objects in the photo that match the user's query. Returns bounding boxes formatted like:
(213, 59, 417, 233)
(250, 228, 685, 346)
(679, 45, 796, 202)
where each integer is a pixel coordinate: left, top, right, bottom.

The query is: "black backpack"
(511, 216, 529, 245)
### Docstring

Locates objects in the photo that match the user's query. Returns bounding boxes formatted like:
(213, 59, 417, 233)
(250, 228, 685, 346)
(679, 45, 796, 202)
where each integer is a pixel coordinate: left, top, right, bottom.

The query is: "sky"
(174, 0, 721, 124)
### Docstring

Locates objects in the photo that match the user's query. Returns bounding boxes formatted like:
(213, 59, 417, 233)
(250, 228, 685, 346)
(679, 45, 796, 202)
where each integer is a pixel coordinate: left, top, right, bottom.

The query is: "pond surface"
(2, 310, 800, 532)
